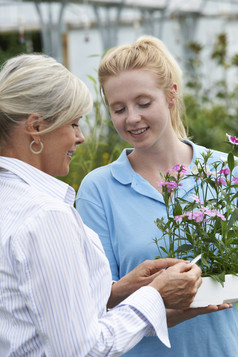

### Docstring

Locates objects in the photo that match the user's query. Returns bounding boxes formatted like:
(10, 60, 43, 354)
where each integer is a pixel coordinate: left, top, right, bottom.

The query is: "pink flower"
(215, 177, 227, 186)
(179, 165, 190, 175)
(186, 211, 205, 223)
(168, 165, 189, 175)
(232, 177, 238, 185)
(182, 169, 190, 175)
(166, 181, 180, 192)
(218, 168, 230, 176)
(158, 181, 182, 192)
(201, 207, 226, 221)
(174, 215, 184, 221)
(201, 207, 216, 217)
(226, 133, 238, 145)
(158, 181, 169, 188)
(171, 164, 181, 172)
(190, 194, 204, 204)
(215, 211, 226, 221)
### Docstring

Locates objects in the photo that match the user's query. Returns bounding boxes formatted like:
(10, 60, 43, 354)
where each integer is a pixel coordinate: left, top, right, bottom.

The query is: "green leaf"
(156, 246, 170, 255)
(225, 236, 238, 245)
(228, 152, 235, 171)
(175, 244, 193, 253)
(207, 271, 226, 286)
(201, 255, 210, 268)
(87, 54, 101, 58)
(230, 192, 238, 200)
(227, 209, 238, 230)
(164, 194, 169, 207)
(87, 75, 97, 84)
(173, 203, 183, 216)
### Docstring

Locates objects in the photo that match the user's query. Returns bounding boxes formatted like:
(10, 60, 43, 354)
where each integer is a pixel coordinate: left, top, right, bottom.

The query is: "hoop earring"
(30, 140, 44, 154)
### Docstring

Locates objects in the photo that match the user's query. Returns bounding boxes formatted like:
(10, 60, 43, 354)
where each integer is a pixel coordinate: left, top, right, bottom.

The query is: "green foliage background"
(64, 32, 238, 192)
(0, 31, 42, 66)
(185, 33, 238, 152)
(1, 31, 238, 193)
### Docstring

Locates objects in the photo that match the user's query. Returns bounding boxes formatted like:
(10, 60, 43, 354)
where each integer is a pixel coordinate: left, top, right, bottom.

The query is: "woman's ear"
(25, 113, 42, 134)
(25, 113, 46, 146)
(168, 83, 177, 109)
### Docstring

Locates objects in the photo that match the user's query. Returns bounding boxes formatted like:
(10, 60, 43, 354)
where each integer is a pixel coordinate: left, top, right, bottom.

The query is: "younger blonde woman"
(76, 36, 238, 357)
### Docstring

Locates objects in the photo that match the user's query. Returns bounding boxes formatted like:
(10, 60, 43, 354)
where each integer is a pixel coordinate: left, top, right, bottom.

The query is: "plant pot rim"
(190, 274, 238, 308)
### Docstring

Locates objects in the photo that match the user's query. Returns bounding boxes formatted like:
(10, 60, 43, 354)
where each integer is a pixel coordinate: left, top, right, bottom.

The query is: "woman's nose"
(76, 128, 85, 145)
(126, 108, 141, 124)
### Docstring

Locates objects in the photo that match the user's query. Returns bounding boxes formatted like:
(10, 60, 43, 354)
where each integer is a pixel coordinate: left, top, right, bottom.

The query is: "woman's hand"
(166, 303, 233, 327)
(108, 258, 183, 309)
(149, 261, 202, 309)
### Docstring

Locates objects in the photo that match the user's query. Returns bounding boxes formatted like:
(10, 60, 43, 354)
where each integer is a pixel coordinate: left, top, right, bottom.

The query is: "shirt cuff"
(119, 286, 170, 348)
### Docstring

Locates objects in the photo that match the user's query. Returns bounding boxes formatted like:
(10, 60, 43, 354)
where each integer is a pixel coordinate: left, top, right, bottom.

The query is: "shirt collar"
(110, 148, 164, 201)
(0, 156, 75, 205)
(183, 140, 206, 166)
(111, 148, 135, 184)
(111, 141, 200, 184)
(110, 142, 200, 200)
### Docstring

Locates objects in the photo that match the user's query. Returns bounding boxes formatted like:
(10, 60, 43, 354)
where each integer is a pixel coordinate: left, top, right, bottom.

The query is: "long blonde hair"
(98, 36, 188, 140)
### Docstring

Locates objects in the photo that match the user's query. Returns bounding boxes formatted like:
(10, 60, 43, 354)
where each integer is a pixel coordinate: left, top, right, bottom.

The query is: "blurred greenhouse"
(0, 0, 238, 189)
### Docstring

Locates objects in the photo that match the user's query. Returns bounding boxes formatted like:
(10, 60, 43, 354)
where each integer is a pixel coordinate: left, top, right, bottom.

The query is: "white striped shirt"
(0, 156, 170, 356)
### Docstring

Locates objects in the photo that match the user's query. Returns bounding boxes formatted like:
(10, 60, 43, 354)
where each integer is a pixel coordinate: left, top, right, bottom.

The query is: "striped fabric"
(0, 156, 169, 356)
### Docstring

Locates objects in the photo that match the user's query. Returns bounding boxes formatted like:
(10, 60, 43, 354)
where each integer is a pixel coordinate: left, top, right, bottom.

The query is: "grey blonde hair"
(0, 53, 93, 144)
(98, 36, 188, 140)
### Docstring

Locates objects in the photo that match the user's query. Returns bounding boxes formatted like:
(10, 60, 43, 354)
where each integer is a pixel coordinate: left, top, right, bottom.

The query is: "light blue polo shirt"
(76, 141, 238, 357)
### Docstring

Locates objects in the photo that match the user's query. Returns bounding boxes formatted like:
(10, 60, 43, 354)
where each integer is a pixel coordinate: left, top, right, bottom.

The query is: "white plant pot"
(190, 274, 238, 308)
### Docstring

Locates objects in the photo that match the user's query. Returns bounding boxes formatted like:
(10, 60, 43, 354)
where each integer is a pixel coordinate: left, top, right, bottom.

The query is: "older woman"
(0, 53, 208, 356)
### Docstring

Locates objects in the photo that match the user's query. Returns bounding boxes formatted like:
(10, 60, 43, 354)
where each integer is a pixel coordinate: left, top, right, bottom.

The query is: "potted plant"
(154, 134, 238, 307)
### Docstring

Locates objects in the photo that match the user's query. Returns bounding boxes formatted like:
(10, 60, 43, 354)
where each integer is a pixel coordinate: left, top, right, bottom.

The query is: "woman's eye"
(72, 123, 79, 128)
(114, 107, 125, 114)
(139, 102, 151, 108)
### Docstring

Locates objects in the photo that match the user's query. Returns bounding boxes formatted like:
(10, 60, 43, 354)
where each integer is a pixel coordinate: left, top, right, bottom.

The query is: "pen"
(190, 254, 202, 266)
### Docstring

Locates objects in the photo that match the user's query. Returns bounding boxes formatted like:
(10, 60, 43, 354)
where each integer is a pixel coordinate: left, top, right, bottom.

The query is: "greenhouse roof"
(2, 0, 238, 16)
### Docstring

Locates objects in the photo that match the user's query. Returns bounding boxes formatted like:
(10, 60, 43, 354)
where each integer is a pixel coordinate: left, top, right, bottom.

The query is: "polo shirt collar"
(111, 148, 134, 184)
(110, 142, 202, 200)
(111, 142, 202, 183)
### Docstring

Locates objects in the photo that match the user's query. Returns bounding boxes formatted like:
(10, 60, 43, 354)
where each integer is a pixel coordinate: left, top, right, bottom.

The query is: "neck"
(1, 143, 41, 169)
(128, 138, 193, 178)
